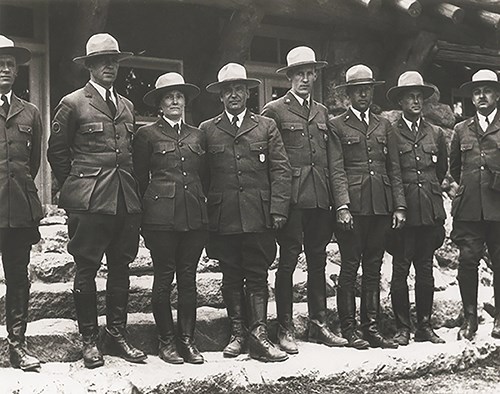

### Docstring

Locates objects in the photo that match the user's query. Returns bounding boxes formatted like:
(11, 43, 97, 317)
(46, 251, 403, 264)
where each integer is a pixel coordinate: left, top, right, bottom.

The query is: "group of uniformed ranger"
(2, 31, 500, 371)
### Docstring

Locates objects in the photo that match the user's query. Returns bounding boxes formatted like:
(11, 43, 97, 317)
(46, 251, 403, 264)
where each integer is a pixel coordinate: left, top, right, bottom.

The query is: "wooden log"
(477, 9, 500, 30)
(393, 0, 422, 17)
(434, 3, 464, 24)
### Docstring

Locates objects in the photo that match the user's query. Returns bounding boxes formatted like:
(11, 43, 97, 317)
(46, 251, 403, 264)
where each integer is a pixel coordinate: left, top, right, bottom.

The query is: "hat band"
(346, 77, 377, 84)
(86, 49, 121, 56)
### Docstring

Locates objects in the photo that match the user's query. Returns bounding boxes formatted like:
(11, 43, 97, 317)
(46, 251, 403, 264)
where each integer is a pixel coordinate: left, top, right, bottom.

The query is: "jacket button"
(235, 140, 239, 145)
(481, 151, 485, 157)
(181, 157, 185, 161)
(178, 142, 183, 147)
(370, 170, 374, 175)
(367, 147, 371, 151)
(291, 126, 295, 130)
(116, 134, 120, 139)
(184, 185, 188, 189)
(418, 183, 422, 187)
(480, 166, 485, 170)
(414, 144, 418, 148)
(311, 162, 315, 166)
(236, 155, 241, 160)
(116, 164, 120, 168)
(239, 186, 243, 191)
(115, 149, 120, 153)
(368, 159, 372, 163)
(162, 150, 166, 154)
(79, 173, 84, 178)
(417, 170, 421, 175)
(183, 172, 187, 176)
(237, 170, 242, 175)
(416, 156, 420, 161)
(154, 195, 159, 200)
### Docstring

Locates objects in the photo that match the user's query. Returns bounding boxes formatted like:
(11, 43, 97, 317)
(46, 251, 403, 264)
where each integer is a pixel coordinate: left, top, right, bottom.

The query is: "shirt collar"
(89, 80, 116, 104)
(478, 108, 497, 125)
(289, 90, 310, 106)
(1, 90, 12, 104)
(402, 115, 421, 131)
(163, 116, 182, 130)
(350, 106, 370, 124)
(225, 108, 247, 127)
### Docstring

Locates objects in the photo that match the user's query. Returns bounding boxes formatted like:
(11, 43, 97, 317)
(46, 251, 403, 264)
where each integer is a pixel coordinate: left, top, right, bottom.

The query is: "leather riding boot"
(414, 285, 445, 344)
(247, 291, 288, 362)
(337, 286, 369, 349)
(277, 314, 298, 354)
(178, 301, 204, 364)
(158, 336, 183, 364)
(105, 292, 147, 363)
(391, 288, 411, 346)
(457, 273, 478, 341)
(73, 290, 104, 369)
(152, 297, 183, 364)
(308, 319, 348, 347)
(222, 288, 247, 358)
(492, 272, 500, 338)
(7, 279, 40, 371)
(361, 290, 398, 349)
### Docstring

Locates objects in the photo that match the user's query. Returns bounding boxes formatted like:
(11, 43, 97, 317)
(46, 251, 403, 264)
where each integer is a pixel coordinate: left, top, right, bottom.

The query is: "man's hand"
(445, 181, 460, 200)
(271, 214, 287, 230)
(392, 208, 406, 229)
(336, 208, 353, 231)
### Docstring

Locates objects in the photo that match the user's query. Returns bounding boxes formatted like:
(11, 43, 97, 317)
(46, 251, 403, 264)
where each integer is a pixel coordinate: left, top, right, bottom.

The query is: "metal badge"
(52, 122, 61, 134)
(259, 153, 266, 163)
(383, 146, 388, 155)
(432, 154, 438, 163)
(26, 140, 31, 149)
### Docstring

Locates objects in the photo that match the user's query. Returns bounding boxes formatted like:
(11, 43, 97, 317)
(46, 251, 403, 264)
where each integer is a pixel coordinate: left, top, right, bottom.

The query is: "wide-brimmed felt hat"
(276, 46, 328, 74)
(459, 69, 500, 95)
(0, 35, 31, 64)
(386, 71, 435, 103)
(206, 63, 261, 93)
(143, 72, 200, 107)
(73, 33, 133, 65)
(336, 64, 385, 89)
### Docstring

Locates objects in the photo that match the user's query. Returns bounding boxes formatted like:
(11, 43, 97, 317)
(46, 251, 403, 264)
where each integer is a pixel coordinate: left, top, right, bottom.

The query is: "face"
(0, 55, 17, 93)
(86, 55, 119, 88)
(347, 84, 373, 112)
(220, 82, 249, 115)
(471, 84, 499, 115)
(288, 66, 317, 98)
(159, 89, 185, 121)
(399, 88, 424, 119)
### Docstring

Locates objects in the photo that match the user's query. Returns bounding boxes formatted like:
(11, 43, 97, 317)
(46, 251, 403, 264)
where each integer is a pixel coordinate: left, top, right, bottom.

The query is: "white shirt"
(289, 90, 311, 107)
(163, 116, 182, 133)
(89, 80, 117, 107)
(478, 108, 497, 132)
(225, 108, 247, 129)
(1, 90, 12, 106)
(350, 106, 370, 126)
(402, 116, 421, 133)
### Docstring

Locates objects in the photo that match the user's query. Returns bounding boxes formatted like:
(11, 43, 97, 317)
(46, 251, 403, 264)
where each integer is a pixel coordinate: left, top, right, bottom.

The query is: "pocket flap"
(250, 141, 268, 152)
(382, 175, 391, 186)
(260, 190, 270, 201)
(153, 141, 176, 154)
(422, 143, 437, 154)
(208, 144, 225, 154)
(145, 181, 175, 199)
(292, 167, 301, 177)
(399, 144, 412, 154)
(188, 143, 205, 155)
(460, 143, 473, 151)
(208, 192, 223, 205)
(282, 122, 303, 131)
(125, 123, 135, 133)
(79, 122, 104, 134)
(317, 123, 328, 131)
(376, 135, 387, 144)
(18, 124, 32, 134)
(341, 135, 360, 145)
(70, 165, 102, 178)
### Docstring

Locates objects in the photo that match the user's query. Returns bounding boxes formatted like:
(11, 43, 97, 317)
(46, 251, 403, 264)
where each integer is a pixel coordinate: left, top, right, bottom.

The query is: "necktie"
(173, 123, 180, 134)
(106, 89, 116, 117)
(231, 115, 239, 131)
(1, 94, 9, 115)
(303, 98, 310, 113)
(485, 116, 490, 132)
(411, 121, 418, 135)
(360, 111, 368, 130)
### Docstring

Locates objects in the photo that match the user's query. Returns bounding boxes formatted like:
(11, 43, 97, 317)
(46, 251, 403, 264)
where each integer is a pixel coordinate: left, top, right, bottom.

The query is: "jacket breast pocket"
(376, 135, 388, 155)
(189, 143, 205, 156)
(143, 181, 175, 224)
(249, 141, 268, 169)
(17, 124, 33, 152)
(59, 165, 102, 211)
(399, 144, 413, 169)
(153, 141, 176, 167)
(281, 122, 304, 149)
(422, 143, 438, 166)
(78, 122, 105, 152)
(317, 123, 328, 149)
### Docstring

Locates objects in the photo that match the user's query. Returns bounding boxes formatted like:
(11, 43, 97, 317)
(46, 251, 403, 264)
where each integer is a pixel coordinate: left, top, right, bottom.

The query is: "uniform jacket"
(261, 91, 331, 209)
(0, 94, 43, 228)
(133, 117, 208, 231)
(199, 111, 292, 235)
(328, 108, 406, 215)
(450, 110, 500, 221)
(48, 82, 141, 215)
(392, 116, 447, 226)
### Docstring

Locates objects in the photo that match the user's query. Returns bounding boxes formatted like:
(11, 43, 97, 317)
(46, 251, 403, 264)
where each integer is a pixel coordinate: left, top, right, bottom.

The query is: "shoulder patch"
(52, 121, 61, 134)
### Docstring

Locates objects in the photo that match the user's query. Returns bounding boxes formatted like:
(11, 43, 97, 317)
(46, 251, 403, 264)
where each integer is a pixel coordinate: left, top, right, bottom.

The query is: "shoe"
(277, 315, 298, 354)
(393, 329, 410, 346)
(81, 333, 104, 369)
(104, 327, 147, 363)
(9, 343, 41, 371)
(364, 332, 399, 349)
(222, 289, 247, 357)
(344, 330, 370, 350)
(414, 327, 445, 344)
(178, 337, 204, 364)
(158, 336, 183, 364)
(248, 325, 288, 363)
(308, 319, 347, 347)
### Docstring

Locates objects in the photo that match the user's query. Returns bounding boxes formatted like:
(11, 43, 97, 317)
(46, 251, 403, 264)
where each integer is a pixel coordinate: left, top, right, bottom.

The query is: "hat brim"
(73, 51, 133, 65)
(459, 80, 500, 95)
(336, 79, 385, 89)
(276, 60, 328, 74)
(386, 84, 435, 103)
(0, 47, 31, 65)
(143, 84, 200, 107)
(206, 78, 261, 93)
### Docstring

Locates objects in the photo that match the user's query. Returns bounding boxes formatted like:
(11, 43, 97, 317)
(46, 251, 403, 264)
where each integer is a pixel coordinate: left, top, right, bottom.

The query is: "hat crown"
(155, 72, 186, 89)
(0, 35, 15, 50)
(217, 63, 248, 83)
(397, 71, 425, 88)
(346, 65, 374, 83)
(86, 33, 120, 56)
(286, 46, 317, 67)
(472, 69, 498, 83)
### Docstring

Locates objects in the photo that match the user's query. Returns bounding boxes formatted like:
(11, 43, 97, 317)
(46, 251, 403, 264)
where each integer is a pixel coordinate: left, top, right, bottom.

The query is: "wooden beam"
(434, 3, 464, 24)
(477, 9, 500, 30)
(393, 0, 422, 17)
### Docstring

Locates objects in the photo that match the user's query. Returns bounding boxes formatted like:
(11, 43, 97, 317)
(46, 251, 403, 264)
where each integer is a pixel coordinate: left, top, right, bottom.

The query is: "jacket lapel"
(86, 82, 113, 119)
(396, 116, 415, 141)
(286, 91, 308, 120)
(179, 122, 193, 142)
(415, 119, 429, 143)
(115, 93, 126, 120)
(156, 117, 178, 140)
(344, 108, 366, 134)
(235, 111, 258, 138)
(482, 110, 500, 139)
(215, 112, 236, 137)
(6, 94, 24, 121)
(308, 101, 320, 123)
(366, 112, 380, 136)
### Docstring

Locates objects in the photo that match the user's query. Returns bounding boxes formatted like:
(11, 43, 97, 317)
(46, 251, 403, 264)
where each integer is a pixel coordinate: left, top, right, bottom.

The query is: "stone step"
(1, 324, 500, 393)
(0, 288, 472, 366)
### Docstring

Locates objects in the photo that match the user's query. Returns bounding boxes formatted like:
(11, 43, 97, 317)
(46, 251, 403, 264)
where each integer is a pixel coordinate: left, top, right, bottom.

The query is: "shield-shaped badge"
(259, 153, 266, 163)
(432, 154, 438, 163)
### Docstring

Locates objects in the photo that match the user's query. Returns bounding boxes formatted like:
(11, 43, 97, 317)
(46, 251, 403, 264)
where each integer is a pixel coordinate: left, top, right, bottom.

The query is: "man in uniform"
(386, 71, 447, 346)
(201, 63, 291, 362)
(329, 64, 406, 349)
(0, 35, 43, 371)
(48, 33, 146, 368)
(450, 69, 500, 341)
(262, 46, 347, 354)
